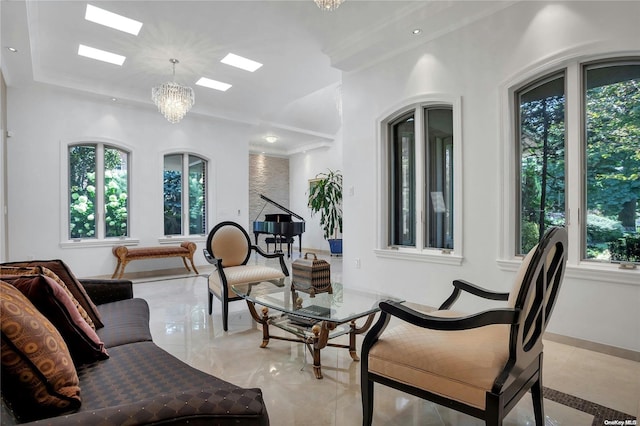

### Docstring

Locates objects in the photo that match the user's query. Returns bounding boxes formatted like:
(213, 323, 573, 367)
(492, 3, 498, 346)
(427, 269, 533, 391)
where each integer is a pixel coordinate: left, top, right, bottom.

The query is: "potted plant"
(308, 169, 343, 255)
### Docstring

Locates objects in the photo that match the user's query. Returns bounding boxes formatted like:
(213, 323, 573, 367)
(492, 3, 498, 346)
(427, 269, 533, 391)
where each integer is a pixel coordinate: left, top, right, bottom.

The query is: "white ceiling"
(1, 0, 515, 155)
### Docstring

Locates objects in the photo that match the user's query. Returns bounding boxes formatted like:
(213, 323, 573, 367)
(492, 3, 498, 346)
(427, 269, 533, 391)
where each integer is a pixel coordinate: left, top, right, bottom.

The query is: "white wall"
(289, 127, 343, 253)
(6, 84, 252, 277)
(340, 1, 640, 351)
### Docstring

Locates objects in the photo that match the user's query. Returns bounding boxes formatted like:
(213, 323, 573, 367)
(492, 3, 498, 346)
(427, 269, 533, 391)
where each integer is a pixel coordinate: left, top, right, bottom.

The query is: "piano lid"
(258, 194, 305, 222)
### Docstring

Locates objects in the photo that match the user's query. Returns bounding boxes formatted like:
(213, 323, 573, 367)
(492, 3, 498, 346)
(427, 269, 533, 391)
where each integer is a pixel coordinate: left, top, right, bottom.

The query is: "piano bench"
(265, 237, 294, 256)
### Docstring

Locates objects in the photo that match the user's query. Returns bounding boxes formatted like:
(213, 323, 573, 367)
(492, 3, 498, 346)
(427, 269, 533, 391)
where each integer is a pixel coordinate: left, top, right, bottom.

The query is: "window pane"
(104, 147, 129, 237)
(188, 155, 206, 235)
(164, 154, 182, 235)
(389, 114, 415, 246)
(69, 145, 96, 239)
(585, 62, 640, 263)
(425, 108, 454, 249)
(517, 74, 566, 255)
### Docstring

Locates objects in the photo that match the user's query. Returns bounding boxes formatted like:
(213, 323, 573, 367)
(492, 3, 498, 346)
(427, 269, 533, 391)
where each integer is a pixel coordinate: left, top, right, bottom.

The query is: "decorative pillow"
(2, 274, 109, 364)
(0, 265, 96, 330)
(1, 260, 103, 329)
(1, 281, 81, 422)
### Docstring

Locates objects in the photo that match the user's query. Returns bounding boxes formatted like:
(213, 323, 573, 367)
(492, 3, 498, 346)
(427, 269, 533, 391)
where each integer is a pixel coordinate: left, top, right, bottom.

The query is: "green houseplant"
(308, 169, 343, 255)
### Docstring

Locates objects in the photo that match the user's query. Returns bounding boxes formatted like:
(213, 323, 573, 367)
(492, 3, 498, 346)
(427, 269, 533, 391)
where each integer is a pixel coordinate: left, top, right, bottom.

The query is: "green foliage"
(521, 221, 539, 253)
(164, 170, 182, 235)
(69, 145, 128, 238)
(188, 168, 205, 235)
(586, 214, 624, 245)
(609, 235, 640, 263)
(308, 169, 343, 240)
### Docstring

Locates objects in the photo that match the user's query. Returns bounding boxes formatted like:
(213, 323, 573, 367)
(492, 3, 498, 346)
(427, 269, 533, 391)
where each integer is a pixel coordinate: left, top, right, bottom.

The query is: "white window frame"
(158, 151, 210, 244)
(59, 138, 138, 248)
(499, 54, 640, 285)
(375, 94, 463, 266)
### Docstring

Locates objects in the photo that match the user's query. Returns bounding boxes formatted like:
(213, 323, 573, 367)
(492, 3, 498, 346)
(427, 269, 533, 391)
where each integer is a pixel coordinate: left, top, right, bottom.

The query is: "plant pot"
(328, 238, 342, 256)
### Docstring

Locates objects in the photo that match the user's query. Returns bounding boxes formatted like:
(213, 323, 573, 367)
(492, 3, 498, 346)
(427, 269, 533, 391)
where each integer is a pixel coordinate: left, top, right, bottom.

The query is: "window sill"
(60, 237, 140, 249)
(158, 235, 207, 245)
(497, 258, 639, 286)
(374, 248, 463, 266)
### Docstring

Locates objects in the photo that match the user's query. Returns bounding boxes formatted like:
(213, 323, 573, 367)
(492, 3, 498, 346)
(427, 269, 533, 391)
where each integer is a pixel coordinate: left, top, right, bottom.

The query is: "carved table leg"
(349, 313, 376, 361)
(245, 301, 270, 348)
(311, 321, 336, 379)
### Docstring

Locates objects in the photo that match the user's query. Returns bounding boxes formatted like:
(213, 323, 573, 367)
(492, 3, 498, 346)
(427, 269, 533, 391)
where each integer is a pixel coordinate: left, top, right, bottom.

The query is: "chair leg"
(208, 290, 213, 315)
(222, 298, 229, 331)
(361, 374, 374, 426)
(531, 378, 544, 426)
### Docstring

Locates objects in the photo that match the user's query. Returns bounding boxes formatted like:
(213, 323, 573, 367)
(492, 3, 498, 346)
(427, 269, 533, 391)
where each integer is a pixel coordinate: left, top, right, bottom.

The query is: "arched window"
(377, 96, 462, 264)
(511, 57, 639, 266)
(163, 153, 207, 236)
(68, 143, 129, 239)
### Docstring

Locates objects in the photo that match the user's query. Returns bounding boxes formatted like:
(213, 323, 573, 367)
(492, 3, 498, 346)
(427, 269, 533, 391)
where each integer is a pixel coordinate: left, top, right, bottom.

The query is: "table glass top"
(232, 279, 403, 324)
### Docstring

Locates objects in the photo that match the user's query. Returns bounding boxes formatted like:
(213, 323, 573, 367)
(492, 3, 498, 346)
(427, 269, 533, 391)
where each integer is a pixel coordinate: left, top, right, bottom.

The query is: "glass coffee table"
(232, 279, 403, 379)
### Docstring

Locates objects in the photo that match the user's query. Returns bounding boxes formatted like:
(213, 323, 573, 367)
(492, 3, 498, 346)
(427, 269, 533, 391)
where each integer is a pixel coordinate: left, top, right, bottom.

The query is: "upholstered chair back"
(207, 223, 250, 267)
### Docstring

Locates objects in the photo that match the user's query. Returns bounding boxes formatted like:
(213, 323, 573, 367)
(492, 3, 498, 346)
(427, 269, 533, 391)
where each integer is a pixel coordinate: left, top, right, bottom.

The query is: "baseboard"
(543, 332, 640, 362)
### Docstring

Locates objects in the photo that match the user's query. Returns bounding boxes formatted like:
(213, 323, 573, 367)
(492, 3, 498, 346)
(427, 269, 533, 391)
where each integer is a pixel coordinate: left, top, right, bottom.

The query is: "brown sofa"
(1, 260, 269, 425)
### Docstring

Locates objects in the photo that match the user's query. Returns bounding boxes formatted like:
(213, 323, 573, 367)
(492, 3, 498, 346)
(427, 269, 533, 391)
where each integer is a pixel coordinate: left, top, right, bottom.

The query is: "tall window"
(584, 61, 640, 263)
(513, 58, 639, 264)
(425, 108, 454, 249)
(516, 73, 566, 255)
(68, 144, 129, 239)
(163, 153, 207, 236)
(389, 113, 415, 246)
(387, 103, 457, 253)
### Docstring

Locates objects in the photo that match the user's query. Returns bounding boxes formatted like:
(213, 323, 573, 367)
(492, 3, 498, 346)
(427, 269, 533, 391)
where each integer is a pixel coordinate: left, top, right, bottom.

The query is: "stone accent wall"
(249, 154, 290, 247)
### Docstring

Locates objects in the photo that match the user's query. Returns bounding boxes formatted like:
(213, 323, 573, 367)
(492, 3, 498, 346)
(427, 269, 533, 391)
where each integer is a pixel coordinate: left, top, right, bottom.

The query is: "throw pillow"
(1, 260, 104, 328)
(0, 265, 96, 330)
(2, 274, 109, 364)
(1, 281, 81, 422)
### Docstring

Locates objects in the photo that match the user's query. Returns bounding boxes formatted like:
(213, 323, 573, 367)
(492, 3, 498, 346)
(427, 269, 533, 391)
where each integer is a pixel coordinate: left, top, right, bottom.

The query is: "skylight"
(220, 53, 263, 72)
(78, 44, 126, 66)
(85, 4, 143, 36)
(196, 77, 232, 92)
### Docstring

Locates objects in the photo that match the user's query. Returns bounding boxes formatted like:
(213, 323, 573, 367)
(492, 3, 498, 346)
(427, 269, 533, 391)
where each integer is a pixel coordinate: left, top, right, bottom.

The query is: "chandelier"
(152, 59, 195, 124)
(314, 0, 344, 12)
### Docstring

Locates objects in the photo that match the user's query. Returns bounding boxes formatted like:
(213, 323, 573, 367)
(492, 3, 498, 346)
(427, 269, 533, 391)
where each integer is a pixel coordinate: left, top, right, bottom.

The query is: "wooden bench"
(111, 242, 199, 279)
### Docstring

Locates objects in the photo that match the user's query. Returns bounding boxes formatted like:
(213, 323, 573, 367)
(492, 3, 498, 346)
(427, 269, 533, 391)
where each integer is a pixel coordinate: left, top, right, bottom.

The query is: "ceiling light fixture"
(78, 44, 126, 65)
(7, 47, 18, 53)
(221, 53, 263, 72)
(152, 59, 195, 124)
(196, 77, 232, 92)
(265, 136, 278, 143)
(314, 0, 344, 11)
(85, 4, 143, 36)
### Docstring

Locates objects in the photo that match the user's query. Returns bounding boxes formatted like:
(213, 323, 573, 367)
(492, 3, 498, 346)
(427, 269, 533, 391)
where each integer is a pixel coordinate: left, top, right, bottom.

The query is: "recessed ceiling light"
(196, 77, 232, 92)
(264, 136, 278, 143)
(78, 44, 126, 66)
(85, 4, 143, 36)
(221, 53, 263, 72)
(412, 28, 423, 35)
(7, 47, 18, 53)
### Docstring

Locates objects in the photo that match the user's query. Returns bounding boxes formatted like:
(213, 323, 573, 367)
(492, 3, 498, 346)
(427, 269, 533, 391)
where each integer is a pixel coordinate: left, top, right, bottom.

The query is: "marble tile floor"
(129, 253, 639, 426)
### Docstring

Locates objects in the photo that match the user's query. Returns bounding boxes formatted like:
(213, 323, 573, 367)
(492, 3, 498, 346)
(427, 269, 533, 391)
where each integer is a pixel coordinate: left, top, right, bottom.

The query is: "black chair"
(203, 221, 289, 331)
(361, 227, 568, 425)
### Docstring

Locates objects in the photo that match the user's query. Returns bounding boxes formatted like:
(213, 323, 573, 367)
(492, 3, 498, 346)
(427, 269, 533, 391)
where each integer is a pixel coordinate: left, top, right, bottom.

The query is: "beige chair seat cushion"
(209, 265, 285, 298)
(367, 310, 509, 410)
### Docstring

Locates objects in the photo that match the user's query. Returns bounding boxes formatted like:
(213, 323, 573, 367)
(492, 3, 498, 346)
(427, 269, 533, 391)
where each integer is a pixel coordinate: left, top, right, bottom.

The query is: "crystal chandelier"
(151, 59, 195, 124)
(314, 0, 344, 12)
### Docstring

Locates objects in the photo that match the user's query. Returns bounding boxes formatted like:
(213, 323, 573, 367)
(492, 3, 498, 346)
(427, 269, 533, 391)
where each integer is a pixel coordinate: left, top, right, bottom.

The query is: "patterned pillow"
(0, 265, 96, 330)
(1, 260, 104, 329)
(2, 274, 109, 364)
(0, 281, 81, 422)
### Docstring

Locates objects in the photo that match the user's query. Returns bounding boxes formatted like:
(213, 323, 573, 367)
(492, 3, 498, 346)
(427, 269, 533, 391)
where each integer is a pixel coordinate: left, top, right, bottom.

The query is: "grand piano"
(253, 194, 305, 257)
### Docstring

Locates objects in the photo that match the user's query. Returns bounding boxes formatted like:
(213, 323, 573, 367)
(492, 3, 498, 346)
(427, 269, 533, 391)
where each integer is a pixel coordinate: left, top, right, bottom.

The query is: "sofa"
(1, 260, 269, 425)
